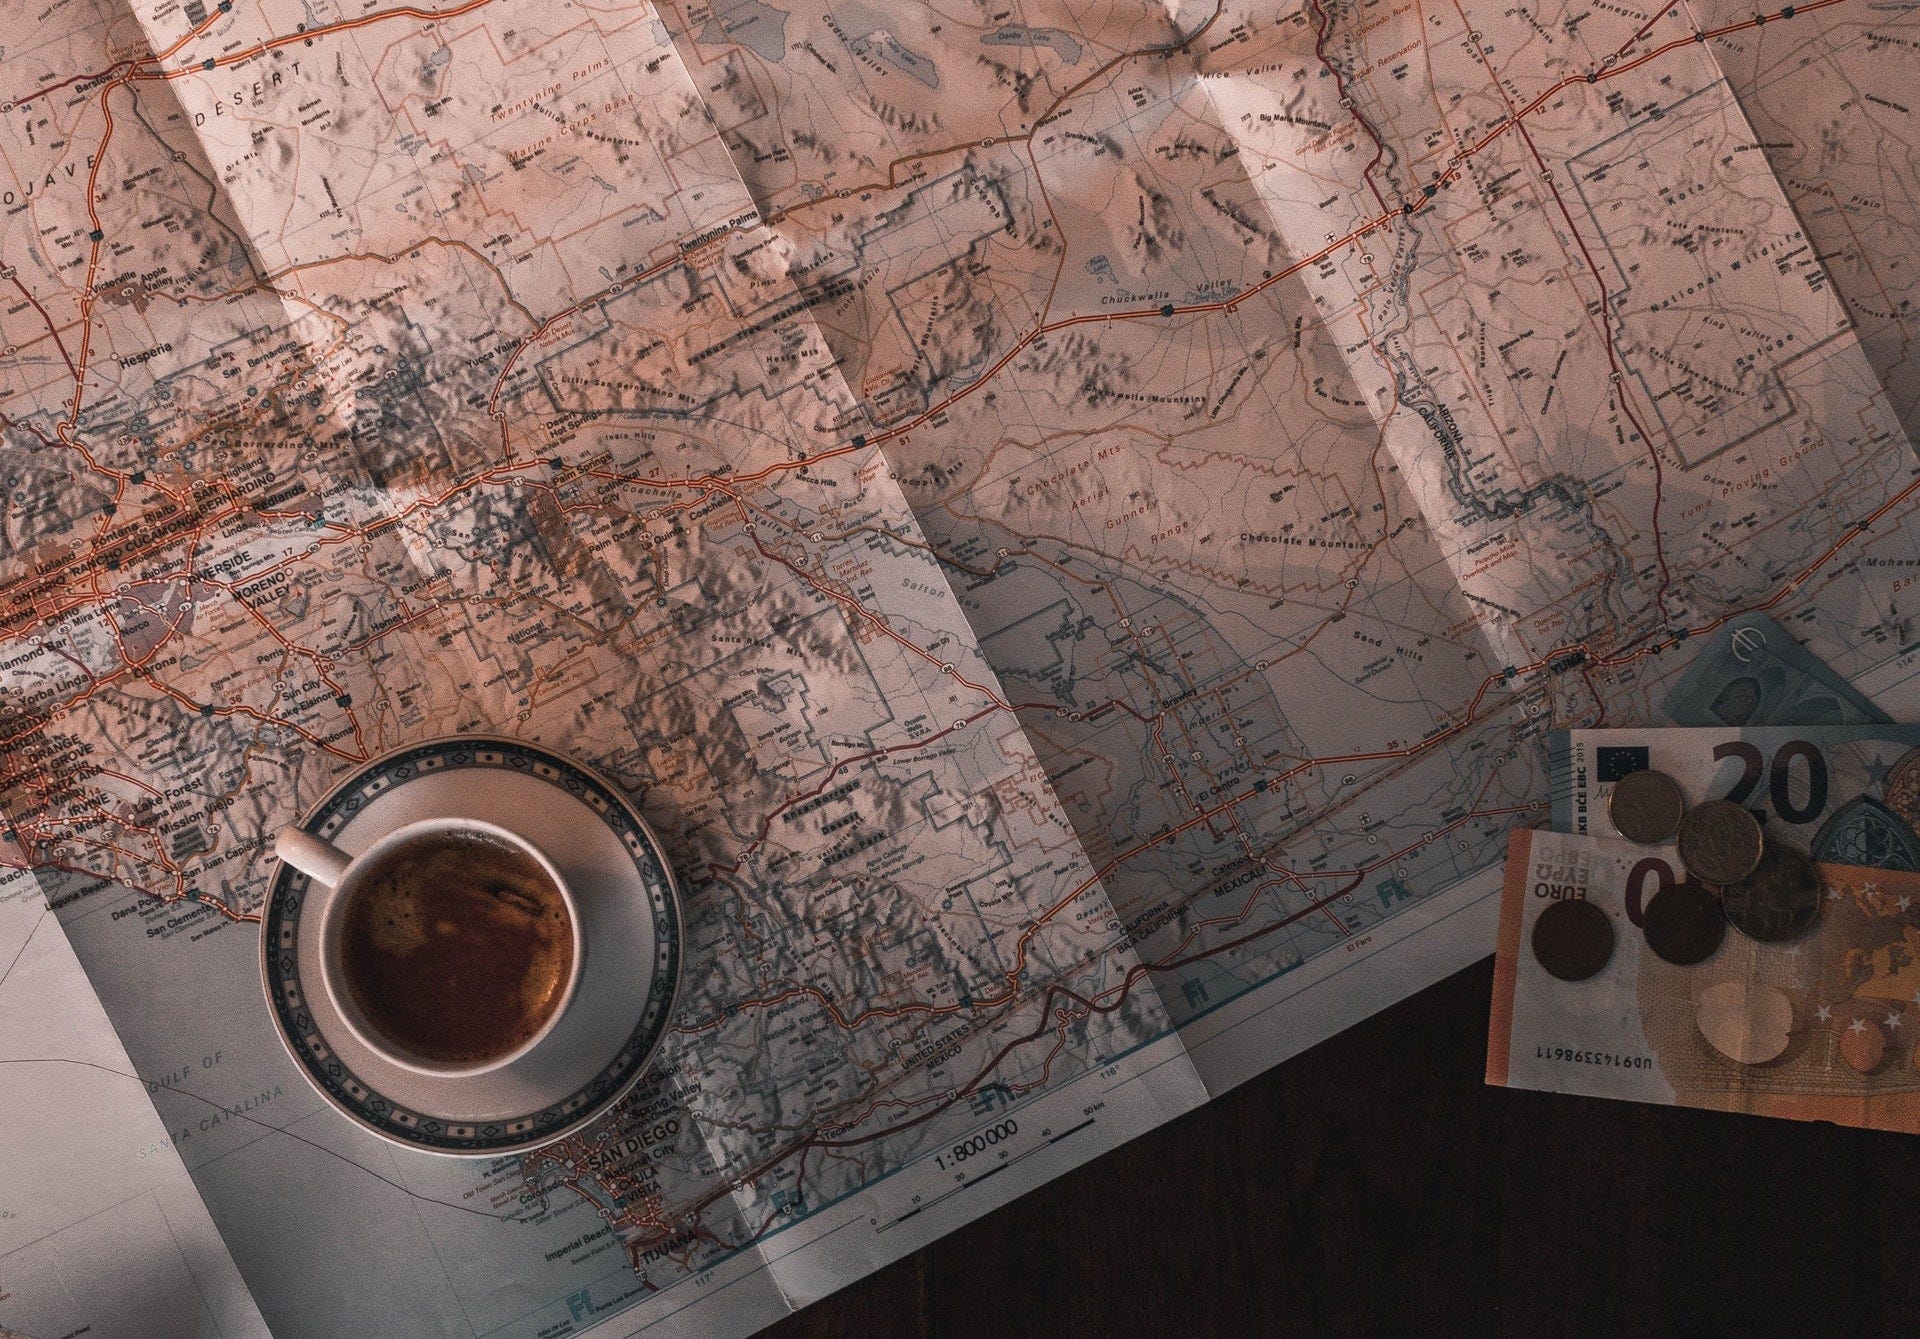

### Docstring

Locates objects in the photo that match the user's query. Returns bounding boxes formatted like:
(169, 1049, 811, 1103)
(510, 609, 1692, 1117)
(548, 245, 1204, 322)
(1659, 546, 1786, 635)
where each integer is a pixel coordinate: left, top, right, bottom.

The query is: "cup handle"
(275, 828, 352, 887)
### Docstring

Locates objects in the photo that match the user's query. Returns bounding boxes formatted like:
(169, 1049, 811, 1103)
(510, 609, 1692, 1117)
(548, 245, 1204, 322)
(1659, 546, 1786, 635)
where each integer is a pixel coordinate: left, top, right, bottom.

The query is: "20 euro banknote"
(1549, 725, 1920, 870)
(1660, 613, 1889, 728)
(1488, 828, 1920, 1132)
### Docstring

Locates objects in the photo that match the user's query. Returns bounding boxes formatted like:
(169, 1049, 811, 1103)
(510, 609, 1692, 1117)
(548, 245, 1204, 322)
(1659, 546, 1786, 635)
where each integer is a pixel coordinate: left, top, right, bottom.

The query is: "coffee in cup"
(275, 818, 584, 1076)
(338, 829, 574, 1066)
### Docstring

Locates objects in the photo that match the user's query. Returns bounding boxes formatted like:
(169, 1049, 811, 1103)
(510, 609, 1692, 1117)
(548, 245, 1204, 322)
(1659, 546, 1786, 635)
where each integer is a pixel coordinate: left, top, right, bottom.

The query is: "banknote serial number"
(933, 1119, 1018, 1170)
(1535, 1046, 1652, 1069)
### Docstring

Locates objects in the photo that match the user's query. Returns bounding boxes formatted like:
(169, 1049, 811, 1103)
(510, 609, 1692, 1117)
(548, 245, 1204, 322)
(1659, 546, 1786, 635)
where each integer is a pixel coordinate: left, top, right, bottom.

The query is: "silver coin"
(1675, 799, 1763, 885)
(1608, 768, 1686, 844)
(1719, 843, 1823, 944)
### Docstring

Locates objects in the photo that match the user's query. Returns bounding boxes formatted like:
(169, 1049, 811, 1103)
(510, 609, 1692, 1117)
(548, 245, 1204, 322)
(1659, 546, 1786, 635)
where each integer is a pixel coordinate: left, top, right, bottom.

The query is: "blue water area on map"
(857, 32, 939, 86)
(699, 0, 790, 62)
(836, 5, 940, 88)
(981, 25, 1083, 65)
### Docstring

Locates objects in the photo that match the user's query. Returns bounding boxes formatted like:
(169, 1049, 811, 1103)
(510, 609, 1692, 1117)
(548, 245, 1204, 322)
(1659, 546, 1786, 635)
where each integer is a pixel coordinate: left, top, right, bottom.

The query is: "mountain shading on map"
(7, 0, 1920, 1334)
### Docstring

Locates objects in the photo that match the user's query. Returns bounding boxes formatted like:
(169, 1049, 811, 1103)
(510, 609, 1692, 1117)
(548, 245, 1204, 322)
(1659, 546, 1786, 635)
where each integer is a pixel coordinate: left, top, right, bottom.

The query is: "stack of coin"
(1604, 768, 1824, 962)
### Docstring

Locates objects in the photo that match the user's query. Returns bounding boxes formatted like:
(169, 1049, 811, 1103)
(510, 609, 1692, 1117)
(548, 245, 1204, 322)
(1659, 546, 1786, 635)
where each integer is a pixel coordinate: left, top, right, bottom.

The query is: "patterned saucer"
(260, 737, 682, 1155)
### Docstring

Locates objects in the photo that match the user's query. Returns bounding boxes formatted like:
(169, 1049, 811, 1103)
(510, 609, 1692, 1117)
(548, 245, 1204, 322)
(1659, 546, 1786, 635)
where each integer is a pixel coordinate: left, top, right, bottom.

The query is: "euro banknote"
(1488, 828, 1920, 1133)
(1661, 612, 1889, 727)
(1549, 724, 1920, 870)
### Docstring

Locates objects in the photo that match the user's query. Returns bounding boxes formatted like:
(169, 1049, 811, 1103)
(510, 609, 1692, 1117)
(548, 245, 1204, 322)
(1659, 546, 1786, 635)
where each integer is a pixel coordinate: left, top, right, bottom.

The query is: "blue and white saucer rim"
(260, 735, 682, 1155)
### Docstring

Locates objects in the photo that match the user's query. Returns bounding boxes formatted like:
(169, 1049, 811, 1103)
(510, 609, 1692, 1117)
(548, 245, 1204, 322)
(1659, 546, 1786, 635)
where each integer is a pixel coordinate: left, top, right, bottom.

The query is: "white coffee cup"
(274, 817, 586, 1077)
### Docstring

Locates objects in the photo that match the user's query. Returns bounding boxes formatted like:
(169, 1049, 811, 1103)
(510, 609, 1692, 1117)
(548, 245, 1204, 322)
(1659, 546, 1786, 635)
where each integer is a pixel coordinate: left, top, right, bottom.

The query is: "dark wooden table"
(768, 960, 1920, 1337)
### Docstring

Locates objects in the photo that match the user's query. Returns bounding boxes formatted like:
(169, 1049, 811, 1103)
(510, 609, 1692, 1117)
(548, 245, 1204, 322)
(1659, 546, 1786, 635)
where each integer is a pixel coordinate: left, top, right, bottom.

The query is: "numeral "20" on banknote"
(1712, 739, 1827, 823)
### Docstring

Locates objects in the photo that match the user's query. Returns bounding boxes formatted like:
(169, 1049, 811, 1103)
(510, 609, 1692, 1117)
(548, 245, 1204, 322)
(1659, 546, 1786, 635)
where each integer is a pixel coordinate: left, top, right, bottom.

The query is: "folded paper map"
(1490, 828, 1920, 1133)
(9, 0, 1920, 1334)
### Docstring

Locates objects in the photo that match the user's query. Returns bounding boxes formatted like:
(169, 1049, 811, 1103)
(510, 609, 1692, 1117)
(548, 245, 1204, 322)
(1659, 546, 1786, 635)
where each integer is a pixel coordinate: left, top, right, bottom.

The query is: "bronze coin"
(1675, 799, 1764, 885)
(1608, 768, 1687, 844)
(1719, 843, 1823, 943)
(1640, 882, 1725, 966)
(1531, 897, 1615, 982)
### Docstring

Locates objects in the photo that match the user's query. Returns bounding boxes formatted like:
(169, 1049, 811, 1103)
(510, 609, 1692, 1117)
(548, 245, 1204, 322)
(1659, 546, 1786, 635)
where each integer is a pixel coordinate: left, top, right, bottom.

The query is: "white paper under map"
(0, 862, 266, 1339)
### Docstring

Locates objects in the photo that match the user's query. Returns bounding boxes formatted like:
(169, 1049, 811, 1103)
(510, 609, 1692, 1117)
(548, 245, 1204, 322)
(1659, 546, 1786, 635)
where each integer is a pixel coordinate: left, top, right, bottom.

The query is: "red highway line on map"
(1447, 0, 1852, 177)
(149, 0, 501, 76)
(24, 0, 1849, 548)
(12, 0, 506, 484)
(470, 0, 1857, 502)
(1307, 0, 1392, 217)
(714, 4, 1228, 234)
(737, 505, 1013, 709)
(677, 448, 1920, 1040)
(1442, 0, 1823, 623)
(11, 0, 1897, 1195)
(14, 0, 503, 109)
(15, 0, 230, 108)
(482, 3, 1232, 450)
(7, 0, 1901, 1273)
(849, 0, 1848, 458)
(640, 797, 1543, 1250)
(17, 398, 1906, 981)
(8, 276, 80, 383)
(19, 0, 1852, 505)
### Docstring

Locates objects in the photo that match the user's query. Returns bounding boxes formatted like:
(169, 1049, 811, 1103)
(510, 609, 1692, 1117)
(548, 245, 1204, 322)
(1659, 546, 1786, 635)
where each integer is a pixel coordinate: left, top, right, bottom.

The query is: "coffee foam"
(340, 830, 573, 1065)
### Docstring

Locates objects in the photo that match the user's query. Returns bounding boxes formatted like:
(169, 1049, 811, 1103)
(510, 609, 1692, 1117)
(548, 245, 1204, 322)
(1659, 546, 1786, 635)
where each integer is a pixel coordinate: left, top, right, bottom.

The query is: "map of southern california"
(4, 0, 1920, 1334)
